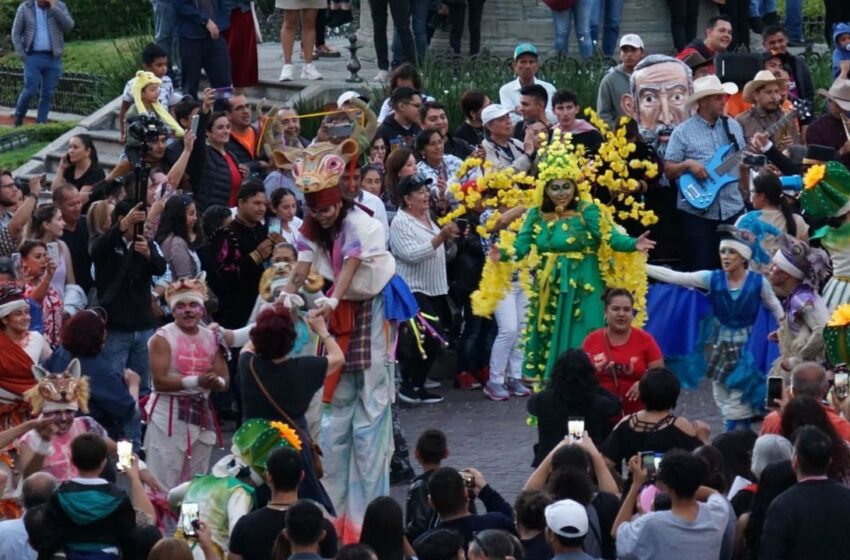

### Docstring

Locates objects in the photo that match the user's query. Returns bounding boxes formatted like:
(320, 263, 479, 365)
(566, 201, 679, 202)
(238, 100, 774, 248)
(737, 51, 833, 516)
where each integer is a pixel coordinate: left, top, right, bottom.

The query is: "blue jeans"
(392, 0, 428, 64)
(551, 1, 593, 59)
(783, 0, 803, 41)
(748, 0, 776, 17)
(102, 327, 156, 397)
(590, 0, 624, 57)
(151, 0, 177, 68)
(14, 53, 62, 125)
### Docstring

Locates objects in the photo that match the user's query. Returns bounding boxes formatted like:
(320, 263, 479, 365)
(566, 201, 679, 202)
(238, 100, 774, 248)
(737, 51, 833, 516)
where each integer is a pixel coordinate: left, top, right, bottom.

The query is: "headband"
(773, 250, 805, 280)
(0, 299, 28, 319)
(719, 239, 752, 261)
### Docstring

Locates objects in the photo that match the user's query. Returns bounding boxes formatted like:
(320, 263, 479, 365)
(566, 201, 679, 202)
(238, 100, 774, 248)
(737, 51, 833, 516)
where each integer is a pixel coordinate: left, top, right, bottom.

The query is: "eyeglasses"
(406, 102, 422, 109)
(719, 247, 739, 255)
(0, 181, 15, 189)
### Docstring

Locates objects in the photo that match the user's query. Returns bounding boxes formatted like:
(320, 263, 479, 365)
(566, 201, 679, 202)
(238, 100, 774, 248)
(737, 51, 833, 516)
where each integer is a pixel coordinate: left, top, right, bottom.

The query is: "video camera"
(127, 113, 168, 144)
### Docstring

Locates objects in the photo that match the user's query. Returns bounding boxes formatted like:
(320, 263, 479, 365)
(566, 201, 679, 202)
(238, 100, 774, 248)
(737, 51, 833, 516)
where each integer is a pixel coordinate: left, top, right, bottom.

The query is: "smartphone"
(461, 472, 475, 489)
(766, 376, 784, 408)
(567, 417, 585, 441)
(116, 440, 132, 471)
(328, 122, 353, 139)
(190, 114, 200, 136)
(11, 253, 21, 278)
(267, 217, 282, 235)
(743, 154, 767, 167)
(456, 218, 469, 233)
(181, 502, 200, 537)
(640, 451, 658, 475)
(213, 86, 234, 101)
(835, 372, 850, 400)
(46, 242, 60, 264)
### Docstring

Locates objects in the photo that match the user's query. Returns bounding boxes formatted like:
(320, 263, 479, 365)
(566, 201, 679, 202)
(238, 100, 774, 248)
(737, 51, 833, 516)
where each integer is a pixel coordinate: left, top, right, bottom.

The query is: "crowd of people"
(5, 0, 850, 560)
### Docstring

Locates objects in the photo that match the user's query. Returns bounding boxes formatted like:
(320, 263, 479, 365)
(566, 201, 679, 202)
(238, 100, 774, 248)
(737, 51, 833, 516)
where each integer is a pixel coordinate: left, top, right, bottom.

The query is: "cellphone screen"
(567, 417, 584, 440)
(641, 452, 656, 473)
(190, 114, 200, 136)
(836, 373, 849, 398)
(181, 503, 199, 536)
(46, 242, 60, 263)
(767, 377, 784, 407)
(116, 440, 132, 471)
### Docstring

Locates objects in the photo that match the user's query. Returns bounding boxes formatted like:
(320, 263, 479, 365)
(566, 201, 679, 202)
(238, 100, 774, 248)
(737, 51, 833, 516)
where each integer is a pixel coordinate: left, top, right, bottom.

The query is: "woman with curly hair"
(779, 395, 850, 482)
(239, 304, 343, 514)
(527, 349, 622, 466)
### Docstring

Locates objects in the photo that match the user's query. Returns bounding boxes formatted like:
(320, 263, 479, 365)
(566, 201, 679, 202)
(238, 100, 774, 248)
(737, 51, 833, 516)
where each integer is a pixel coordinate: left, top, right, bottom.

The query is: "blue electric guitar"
(677, 100, 810, 209)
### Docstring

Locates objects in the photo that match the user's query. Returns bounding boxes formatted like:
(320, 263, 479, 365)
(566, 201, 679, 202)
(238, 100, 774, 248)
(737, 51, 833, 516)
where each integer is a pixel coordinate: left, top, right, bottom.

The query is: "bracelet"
(29, 430, 54, 456)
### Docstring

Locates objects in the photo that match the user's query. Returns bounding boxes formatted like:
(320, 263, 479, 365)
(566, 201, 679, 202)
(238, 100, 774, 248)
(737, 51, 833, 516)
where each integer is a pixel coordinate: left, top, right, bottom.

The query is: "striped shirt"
(665, 114, 746, 220)
(389, 209, 452, 296)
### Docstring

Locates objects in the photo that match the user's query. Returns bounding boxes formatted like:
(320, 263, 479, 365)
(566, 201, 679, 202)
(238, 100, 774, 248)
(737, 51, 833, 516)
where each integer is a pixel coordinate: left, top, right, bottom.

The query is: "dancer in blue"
(647, 227, 784, 430)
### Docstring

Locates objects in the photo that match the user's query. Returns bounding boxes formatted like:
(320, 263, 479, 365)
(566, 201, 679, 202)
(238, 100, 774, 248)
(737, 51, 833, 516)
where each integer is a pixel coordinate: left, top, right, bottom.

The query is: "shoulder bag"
(248, 356, 324, 479)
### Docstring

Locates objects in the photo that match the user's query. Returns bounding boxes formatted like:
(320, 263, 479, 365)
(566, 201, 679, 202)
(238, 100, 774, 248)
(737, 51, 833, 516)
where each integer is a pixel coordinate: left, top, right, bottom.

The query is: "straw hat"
(687, 75, 738, 107)
(742, 70, 788, 104)
(817, 79, 850, 111)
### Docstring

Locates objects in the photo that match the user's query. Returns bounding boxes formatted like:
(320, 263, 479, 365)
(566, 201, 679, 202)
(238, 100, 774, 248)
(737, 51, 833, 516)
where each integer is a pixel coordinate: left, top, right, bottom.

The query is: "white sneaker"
(301, 63, 322, 81)
(279, 64, 295, 82)
(374, 69, 389, 82)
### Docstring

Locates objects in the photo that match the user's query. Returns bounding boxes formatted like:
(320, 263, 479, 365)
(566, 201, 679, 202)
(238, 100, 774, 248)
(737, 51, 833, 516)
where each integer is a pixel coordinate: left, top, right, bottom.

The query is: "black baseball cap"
(396, 174, 433, 198)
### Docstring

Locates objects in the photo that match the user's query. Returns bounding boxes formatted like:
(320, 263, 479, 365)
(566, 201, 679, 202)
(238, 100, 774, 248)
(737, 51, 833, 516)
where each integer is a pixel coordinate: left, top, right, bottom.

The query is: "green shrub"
(0, 120, 76, 144)
(0, 0, 152, 43)
(0, 142, 47, 170)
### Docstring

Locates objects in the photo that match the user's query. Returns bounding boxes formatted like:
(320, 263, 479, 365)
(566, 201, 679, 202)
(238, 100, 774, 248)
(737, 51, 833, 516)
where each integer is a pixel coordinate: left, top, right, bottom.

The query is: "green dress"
(515, 201, 638, 381)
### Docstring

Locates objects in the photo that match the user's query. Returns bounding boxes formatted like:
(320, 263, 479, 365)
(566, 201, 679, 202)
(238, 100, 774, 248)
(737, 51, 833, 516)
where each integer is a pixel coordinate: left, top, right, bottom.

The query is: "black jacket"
(91, 224, 166, 332)
(445, 134, 473, 160)
(376, 115, 421, 152)
(210, 218, 268, 328)
(760, 479, 850, 560)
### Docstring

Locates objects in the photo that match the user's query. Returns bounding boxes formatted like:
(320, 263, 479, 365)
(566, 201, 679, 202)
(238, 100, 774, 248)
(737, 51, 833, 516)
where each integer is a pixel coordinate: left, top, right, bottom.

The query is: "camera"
(742, 154, 767, 167)
(127, 114, 167, 144)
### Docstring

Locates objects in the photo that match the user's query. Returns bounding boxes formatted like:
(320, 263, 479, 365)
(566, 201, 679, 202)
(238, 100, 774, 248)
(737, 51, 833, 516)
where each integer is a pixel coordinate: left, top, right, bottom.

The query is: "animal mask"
(272, 139, 359, 194)
(24, 359, 90, 415)
(259, 262, 323, 302)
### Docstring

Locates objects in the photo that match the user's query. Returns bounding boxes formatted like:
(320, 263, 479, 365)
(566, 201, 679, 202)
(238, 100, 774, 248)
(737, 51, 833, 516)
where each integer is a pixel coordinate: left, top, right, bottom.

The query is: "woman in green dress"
(514, 177, 655, 383)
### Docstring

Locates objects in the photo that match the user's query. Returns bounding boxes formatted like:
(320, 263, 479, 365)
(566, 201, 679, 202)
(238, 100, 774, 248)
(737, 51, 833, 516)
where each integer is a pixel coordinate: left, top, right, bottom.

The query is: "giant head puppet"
(621, 54, 693, 156)
(272, 138, 360, 209)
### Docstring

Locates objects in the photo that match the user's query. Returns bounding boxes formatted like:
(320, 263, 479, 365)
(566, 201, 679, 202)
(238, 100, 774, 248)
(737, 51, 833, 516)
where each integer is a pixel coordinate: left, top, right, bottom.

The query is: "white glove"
(314, 296, 339, 311)
(276, 292, 305, 310)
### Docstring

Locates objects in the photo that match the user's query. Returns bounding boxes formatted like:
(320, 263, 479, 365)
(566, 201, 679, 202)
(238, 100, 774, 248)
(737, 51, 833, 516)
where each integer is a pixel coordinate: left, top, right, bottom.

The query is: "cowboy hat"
(687, 75, 738, 107)
(742, 70, 788, 104)
(817, 79, 850, 112)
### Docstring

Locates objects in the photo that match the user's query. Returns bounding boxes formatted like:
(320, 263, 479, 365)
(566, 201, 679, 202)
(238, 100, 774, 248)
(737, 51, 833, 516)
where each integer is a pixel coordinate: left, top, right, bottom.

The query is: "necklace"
(267, 501, 295, 510)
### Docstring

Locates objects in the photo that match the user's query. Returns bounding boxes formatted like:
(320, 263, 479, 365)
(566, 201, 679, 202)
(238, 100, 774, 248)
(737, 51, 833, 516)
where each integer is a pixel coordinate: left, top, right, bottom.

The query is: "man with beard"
(621, 55, 692, 264)
(736, 70, 801, 147)
(145, 276, 229, 491)
(664, 75, 745, 271)
(676, 16, 732, 76)
(0, 169, 20, 227)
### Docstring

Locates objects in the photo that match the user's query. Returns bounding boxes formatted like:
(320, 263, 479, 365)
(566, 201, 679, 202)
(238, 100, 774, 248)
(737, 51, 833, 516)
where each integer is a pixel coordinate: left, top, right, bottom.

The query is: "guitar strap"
(719, 116, 740, 153)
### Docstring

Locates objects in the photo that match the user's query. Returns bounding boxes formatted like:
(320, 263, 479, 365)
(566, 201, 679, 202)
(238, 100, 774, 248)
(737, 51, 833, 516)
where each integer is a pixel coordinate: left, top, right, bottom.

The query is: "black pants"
(397, 292, 452, 391)
(824, 0, 850, 46)
(679, 209, 742, 271)
(316, 9, 327, 47)
(179, 36, 232, 100)
(369, 0, 415, 70)
(718, 0, 750, 51)
(448, 0, 486, 55)
(666, 0, 699, 52)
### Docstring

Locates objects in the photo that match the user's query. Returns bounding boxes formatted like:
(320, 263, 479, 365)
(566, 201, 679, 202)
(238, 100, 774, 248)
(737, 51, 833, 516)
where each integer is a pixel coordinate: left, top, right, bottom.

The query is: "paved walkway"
(256, 37, 380, 86)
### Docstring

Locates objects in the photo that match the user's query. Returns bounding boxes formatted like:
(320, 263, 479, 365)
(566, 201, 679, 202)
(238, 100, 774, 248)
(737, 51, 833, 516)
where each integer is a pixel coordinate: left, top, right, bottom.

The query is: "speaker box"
(714, 52, 763, 88)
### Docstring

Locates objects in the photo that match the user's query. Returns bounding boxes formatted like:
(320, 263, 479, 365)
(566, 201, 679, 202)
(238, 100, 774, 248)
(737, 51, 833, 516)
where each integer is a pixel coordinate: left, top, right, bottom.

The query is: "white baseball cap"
(481, 104, 513, 126)
(545, 499, 589, 538)
(336, 91, 365, 108)
(619, 34, 644, 50)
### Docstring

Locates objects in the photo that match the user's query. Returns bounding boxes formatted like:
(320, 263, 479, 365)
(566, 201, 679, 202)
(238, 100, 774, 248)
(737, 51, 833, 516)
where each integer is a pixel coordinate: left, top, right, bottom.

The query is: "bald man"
(0, 472, 57, 560)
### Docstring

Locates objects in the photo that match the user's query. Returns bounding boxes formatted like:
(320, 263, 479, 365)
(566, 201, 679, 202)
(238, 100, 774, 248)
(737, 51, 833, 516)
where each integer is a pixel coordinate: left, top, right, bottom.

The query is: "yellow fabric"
(131, 70, 185, 137)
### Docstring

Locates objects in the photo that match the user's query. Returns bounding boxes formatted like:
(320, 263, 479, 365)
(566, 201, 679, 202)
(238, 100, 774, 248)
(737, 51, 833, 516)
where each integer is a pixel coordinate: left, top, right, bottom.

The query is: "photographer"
(389, 174, 459, 405)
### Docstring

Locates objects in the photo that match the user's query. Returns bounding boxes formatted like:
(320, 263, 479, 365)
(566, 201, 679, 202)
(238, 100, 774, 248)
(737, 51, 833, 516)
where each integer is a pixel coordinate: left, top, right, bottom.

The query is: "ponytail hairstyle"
(28, 203, 61, 240)
(753, 172, 796, 237)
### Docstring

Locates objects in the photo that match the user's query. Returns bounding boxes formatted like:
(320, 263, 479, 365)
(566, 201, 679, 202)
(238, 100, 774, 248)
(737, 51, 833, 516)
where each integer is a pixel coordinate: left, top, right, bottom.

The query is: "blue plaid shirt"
(665, 114, 747, 220)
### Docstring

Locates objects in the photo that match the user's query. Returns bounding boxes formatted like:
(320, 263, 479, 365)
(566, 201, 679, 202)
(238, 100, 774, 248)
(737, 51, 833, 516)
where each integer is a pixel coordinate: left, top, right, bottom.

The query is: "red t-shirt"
(761, 404, 850, 443)
(582, 327, 663, 416)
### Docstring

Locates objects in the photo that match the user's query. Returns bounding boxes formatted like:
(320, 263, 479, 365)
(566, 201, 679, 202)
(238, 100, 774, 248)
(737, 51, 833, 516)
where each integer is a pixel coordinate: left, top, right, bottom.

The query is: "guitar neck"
(716, 111, 796, 175)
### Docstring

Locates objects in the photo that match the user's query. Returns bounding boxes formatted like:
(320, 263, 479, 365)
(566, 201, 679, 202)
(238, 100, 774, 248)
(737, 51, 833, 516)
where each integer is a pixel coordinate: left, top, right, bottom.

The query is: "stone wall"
(358, 0, 721, 58)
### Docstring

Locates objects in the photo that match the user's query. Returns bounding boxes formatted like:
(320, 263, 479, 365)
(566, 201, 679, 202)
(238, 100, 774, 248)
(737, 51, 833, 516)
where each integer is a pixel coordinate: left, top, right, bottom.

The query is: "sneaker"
(456, 371, 482, 390)
(301, 63, 322, 81)
(424, 378, 441, 389)
(399, 386, 421, 404)
(279, 64, 295, 82)
(506, 378, 531, 397)
(483, 381, 510, 401)
(417, 388, 444, 404)
(374, 69, 389, 82)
